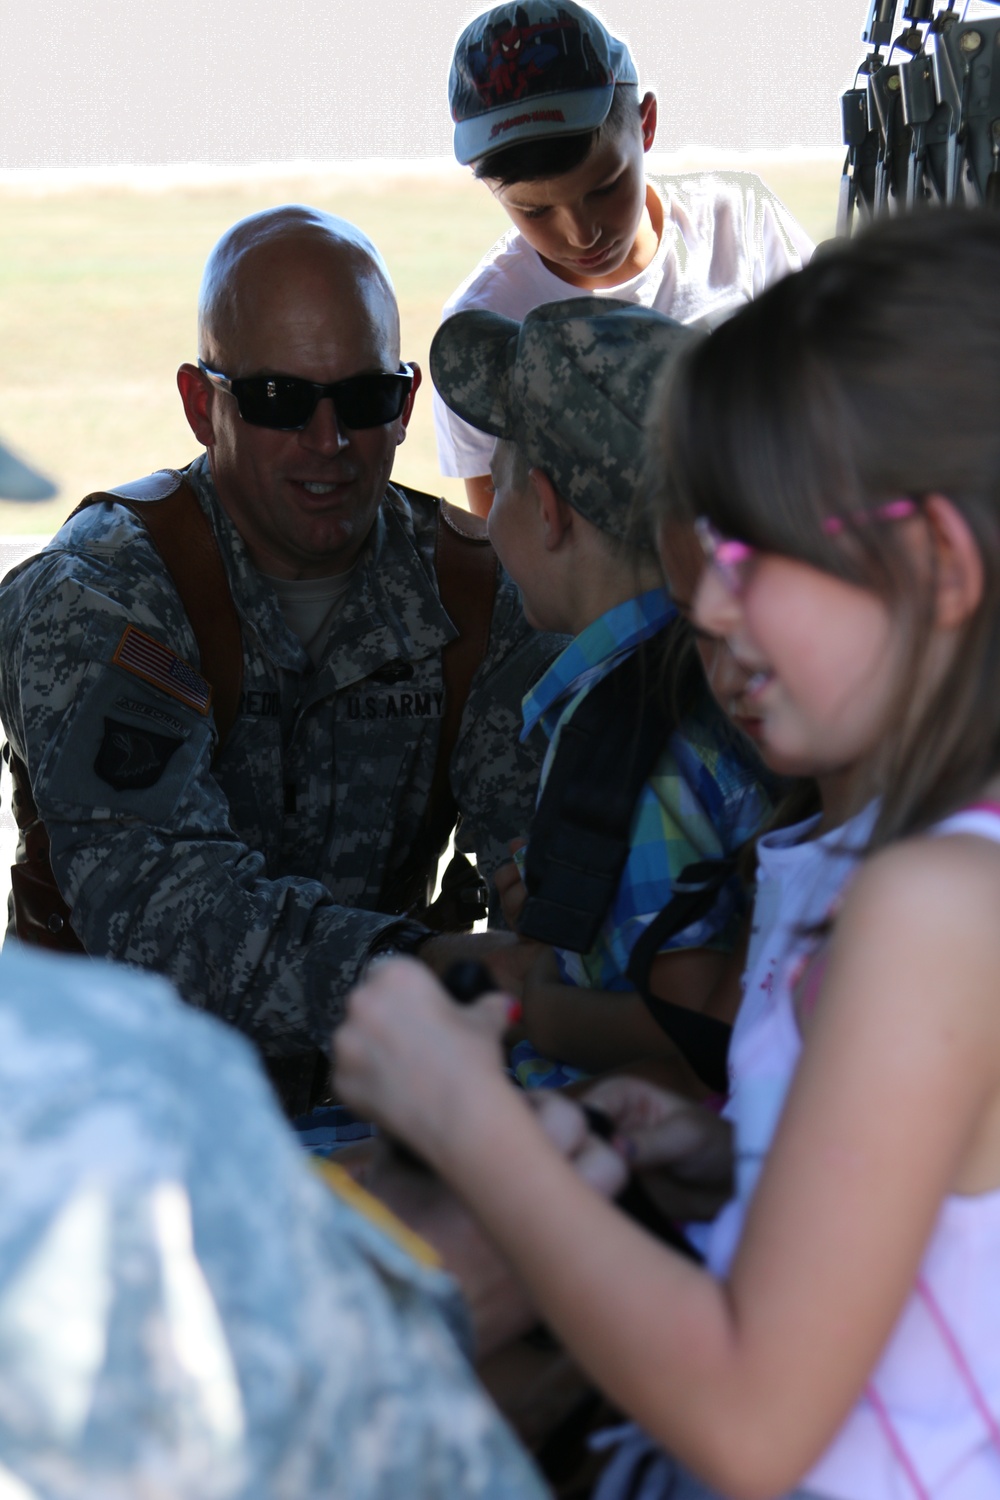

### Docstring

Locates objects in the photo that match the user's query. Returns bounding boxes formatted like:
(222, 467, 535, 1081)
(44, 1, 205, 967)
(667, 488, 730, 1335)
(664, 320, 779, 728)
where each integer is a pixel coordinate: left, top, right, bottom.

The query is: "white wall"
(0, 0, 865, 165)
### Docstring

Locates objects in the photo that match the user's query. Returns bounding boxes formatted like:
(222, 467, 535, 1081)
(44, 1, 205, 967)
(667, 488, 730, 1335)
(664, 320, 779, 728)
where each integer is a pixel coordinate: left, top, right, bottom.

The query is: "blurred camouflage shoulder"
(0, 943, 546, 1499)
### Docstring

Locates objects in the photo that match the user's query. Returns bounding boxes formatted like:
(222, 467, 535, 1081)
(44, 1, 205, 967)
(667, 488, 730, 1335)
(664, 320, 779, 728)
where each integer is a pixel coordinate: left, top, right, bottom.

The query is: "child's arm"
(336, 834, 1000, 1498)
(494, 840, 529, 928)
(351, 1089, 626, 1361)
(517, 944, 728, 1078)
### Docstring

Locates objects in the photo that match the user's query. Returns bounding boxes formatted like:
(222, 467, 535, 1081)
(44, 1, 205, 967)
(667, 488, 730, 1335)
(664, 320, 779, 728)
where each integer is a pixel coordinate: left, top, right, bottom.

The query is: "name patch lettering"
(347, 690, 444, 721)
(239, 689, 282, 718)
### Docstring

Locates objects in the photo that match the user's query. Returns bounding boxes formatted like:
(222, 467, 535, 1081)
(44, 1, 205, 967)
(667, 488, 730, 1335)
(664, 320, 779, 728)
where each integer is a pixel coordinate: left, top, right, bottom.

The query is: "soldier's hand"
(418, 929, 544, 999)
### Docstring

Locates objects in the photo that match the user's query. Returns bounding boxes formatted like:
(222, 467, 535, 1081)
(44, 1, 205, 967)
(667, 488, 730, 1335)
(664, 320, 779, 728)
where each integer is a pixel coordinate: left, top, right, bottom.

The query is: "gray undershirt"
(264, 566, 358, 667)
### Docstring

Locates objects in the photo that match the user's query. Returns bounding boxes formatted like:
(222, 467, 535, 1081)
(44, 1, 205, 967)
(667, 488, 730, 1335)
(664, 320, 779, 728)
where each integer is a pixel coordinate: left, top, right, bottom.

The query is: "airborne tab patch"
(112, 625, 212, 716)
(95, 717, 184, 791)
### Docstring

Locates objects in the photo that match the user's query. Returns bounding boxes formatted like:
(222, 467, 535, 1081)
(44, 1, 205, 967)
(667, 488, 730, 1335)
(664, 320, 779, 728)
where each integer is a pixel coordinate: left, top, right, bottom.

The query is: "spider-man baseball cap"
(449, 2, 638, 168)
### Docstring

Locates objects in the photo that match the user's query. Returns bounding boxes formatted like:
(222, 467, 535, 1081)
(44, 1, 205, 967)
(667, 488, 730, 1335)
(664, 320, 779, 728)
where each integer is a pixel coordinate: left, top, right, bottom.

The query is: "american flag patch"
(112, 625, 212, 716)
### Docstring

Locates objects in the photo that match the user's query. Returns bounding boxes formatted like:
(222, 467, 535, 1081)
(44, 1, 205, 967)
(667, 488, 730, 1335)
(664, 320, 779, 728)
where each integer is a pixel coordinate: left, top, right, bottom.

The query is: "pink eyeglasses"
(694, 499, 918, 596)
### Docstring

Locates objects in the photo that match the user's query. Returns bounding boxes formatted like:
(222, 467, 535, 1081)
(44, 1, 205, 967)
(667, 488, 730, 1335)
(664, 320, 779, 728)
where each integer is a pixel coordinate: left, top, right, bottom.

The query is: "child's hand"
(335, 957, 512, 1167)
(334, 958, 627, 1194)
(495, 836, 529, 928)
(582, 1074, 734, 1220)
(528, 1088, 629, 1201)
(583, 1074, 731, 1174)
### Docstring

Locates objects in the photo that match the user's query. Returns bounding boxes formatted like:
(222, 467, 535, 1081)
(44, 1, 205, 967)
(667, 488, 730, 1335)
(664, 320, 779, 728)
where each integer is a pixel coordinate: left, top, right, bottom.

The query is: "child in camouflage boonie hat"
(432, 296, 690, 544)
(431, 297, 778, 1090)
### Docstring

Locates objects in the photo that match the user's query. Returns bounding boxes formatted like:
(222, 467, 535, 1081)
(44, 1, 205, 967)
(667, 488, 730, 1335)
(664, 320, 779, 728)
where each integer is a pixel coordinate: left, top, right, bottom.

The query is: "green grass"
(0, 156, 841, 535)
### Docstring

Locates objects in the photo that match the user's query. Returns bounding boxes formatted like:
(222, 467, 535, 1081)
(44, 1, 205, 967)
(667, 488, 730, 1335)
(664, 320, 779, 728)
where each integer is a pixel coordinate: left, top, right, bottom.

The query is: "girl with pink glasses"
(334, 208, 1000, 1500)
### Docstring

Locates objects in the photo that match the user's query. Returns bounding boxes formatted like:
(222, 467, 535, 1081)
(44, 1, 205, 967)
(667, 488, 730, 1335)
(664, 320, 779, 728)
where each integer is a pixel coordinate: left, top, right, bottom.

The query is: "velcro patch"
(94, 717, 184, 791)
(112, 625, 212, 716)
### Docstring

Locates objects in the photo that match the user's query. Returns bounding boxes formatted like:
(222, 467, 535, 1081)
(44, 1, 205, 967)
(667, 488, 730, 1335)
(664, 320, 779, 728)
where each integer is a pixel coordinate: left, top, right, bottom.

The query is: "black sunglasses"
(198, 359, 414, 431)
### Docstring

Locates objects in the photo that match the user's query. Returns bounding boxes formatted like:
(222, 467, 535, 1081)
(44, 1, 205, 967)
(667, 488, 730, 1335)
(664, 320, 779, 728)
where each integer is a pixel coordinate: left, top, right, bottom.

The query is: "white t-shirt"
(433, 171, 814, 478)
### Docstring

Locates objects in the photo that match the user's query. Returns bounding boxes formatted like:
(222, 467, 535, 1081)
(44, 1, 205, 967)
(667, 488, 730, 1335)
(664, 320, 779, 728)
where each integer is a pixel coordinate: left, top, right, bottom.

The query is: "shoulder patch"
(95, 717, 184, 791)
(112, 624, 212, 716)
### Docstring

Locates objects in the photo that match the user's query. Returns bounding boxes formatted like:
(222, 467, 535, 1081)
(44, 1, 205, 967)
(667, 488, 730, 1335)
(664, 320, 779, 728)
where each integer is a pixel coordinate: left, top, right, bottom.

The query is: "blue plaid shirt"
(513, 589, 774, 1088)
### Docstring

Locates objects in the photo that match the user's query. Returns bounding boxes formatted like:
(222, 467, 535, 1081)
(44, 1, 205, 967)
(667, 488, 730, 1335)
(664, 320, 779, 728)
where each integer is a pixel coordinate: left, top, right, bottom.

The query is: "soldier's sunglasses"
(198, 359, 415, 432)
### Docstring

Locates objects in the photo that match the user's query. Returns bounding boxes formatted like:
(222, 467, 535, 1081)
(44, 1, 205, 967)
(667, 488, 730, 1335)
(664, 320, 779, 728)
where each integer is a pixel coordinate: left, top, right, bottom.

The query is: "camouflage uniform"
(0, 454, 554, 1060)
(0, 941, 546, 1498)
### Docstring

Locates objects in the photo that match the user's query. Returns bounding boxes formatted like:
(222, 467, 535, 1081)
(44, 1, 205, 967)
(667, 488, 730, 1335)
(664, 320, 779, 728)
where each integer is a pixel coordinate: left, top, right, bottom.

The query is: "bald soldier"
(0, 207, 556, 1110)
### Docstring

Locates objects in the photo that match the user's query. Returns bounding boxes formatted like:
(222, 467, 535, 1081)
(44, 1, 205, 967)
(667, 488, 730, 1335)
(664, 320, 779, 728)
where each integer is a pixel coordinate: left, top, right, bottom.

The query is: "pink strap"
(865, 1278, 1000, 1497)
(918, 1277, 1000, 1452)
(956, 800, 1000, 818)
(865, 1380, 931, 1500)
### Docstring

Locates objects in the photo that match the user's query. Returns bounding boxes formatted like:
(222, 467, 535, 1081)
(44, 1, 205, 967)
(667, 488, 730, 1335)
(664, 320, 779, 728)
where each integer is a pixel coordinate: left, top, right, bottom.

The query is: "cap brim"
(454, 83, 614, 167)
(0, 437, 58, 501)
(430, 309, 521, 438)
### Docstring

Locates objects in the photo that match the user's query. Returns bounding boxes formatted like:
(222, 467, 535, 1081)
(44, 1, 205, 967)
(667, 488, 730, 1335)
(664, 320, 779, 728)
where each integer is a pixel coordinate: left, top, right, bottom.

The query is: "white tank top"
(705, 804, 1000, 1499)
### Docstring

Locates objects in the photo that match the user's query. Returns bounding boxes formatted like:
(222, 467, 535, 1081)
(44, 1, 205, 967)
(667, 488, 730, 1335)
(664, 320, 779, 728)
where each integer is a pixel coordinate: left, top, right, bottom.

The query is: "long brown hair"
(647, 208, 1000, 848)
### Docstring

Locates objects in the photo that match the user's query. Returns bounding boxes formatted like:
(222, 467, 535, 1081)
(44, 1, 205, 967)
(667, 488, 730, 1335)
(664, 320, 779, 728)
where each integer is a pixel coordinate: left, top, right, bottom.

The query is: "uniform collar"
(186, 455, 309, 674)
(521, 588, 676, 742)
(189, 459, 454, 690)
(318, 491, 454, 692)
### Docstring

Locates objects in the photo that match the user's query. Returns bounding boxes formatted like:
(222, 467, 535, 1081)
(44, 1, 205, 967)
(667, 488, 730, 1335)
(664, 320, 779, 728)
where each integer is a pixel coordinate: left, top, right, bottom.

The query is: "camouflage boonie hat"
(449, 1, 638, 168)
(430, 297, 699, 539)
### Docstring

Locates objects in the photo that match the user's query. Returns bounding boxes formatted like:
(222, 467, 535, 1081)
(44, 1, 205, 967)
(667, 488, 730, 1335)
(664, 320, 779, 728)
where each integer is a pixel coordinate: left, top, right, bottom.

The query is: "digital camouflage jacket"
(0, 455, 554, 1060)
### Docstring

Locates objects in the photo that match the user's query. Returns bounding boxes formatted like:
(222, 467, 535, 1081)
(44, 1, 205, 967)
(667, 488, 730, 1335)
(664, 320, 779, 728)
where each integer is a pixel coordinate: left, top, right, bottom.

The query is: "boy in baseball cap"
(435, 0, 813, 517)
(431, 297, 776, 1088)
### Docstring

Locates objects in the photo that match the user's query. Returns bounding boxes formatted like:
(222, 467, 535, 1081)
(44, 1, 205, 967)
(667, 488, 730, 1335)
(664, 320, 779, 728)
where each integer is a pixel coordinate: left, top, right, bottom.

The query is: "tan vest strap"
(375, 490, 499, 922)
(74, 470, 244, 753)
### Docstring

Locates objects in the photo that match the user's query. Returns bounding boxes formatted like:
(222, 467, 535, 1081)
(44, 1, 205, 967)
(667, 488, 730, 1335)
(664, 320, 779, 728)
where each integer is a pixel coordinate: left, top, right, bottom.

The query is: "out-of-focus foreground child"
(431, 297, 777, 1092)
(337, 209, 1000, 1499)
(435, 0, 812, 515)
